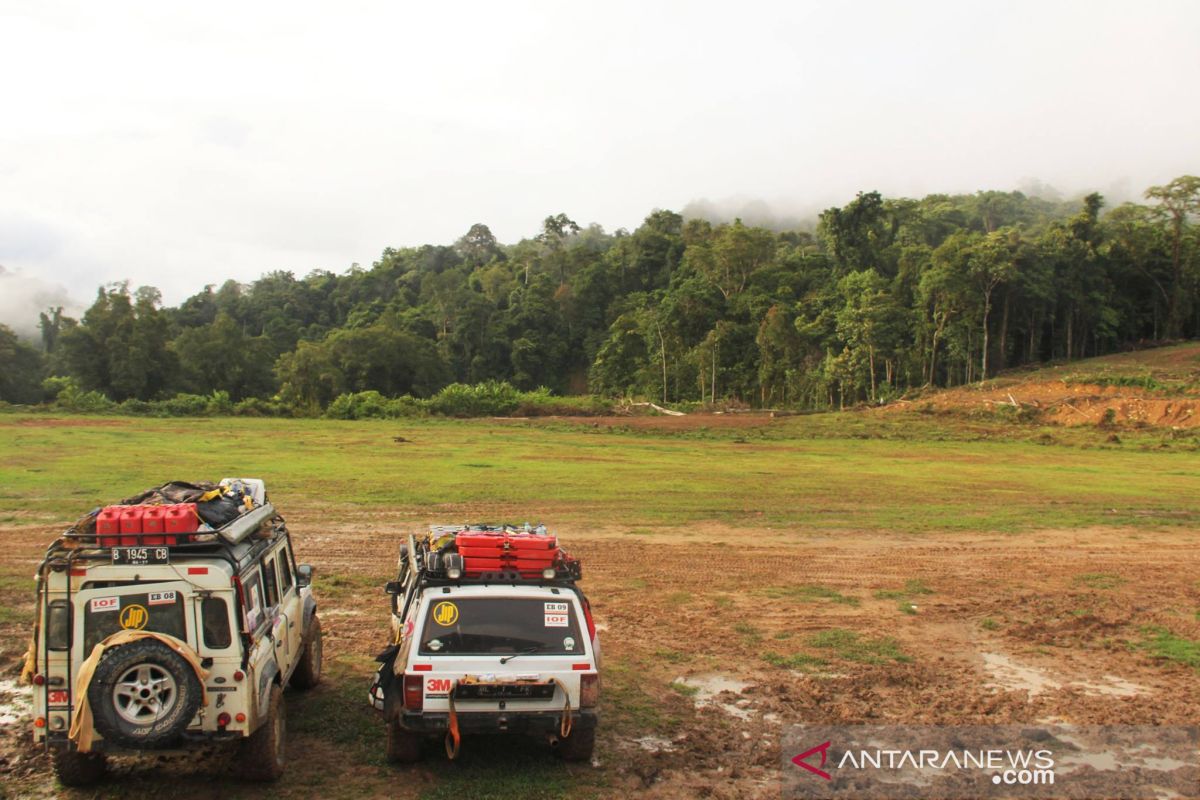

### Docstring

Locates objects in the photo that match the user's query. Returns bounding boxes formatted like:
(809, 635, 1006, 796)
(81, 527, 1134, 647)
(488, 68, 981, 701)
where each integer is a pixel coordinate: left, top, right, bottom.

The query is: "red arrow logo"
(791, 740, 833, 780)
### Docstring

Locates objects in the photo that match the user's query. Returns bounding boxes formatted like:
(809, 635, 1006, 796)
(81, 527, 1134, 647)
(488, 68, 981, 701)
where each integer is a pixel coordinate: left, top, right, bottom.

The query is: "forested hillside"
(3, 176, 1198, 414)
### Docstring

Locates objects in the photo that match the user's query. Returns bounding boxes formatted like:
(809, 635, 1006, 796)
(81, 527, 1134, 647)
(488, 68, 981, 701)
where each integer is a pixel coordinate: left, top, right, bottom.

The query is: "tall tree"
(1145, 176, 1200, 338)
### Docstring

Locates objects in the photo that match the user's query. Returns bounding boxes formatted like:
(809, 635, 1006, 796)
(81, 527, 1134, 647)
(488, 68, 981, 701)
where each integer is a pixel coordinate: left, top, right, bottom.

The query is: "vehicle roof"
(418, 583, 580, 599)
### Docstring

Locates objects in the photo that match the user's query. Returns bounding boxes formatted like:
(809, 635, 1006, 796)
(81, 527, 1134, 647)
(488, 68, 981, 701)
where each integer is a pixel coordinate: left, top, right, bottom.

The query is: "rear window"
(84, 590, 186, 652)
(201, 597, 233, 649)
(418, 597, 584, 656)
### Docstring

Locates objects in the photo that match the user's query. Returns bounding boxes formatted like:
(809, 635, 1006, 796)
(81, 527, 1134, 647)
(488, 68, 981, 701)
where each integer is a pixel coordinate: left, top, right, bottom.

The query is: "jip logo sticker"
(119, 604, 149, 630)
(432, 601, 459, 626)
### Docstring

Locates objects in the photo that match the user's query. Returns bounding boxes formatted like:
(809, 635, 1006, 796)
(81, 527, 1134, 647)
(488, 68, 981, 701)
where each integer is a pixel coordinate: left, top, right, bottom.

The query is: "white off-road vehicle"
(26, 479, 323, 786)
(370, 525, 600, 763)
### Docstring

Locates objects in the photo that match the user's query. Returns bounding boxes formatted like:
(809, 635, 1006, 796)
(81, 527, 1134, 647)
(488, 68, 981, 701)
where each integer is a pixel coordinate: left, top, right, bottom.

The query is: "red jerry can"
(97, 506, 123, 547)
(119, 506, 145, 546)
(164, 503, 199, 542)
(141, 506, 168, 546)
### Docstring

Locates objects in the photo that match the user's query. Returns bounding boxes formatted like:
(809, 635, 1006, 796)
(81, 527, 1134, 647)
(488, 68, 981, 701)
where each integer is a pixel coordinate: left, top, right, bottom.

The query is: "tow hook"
(497, 715, 508, 732)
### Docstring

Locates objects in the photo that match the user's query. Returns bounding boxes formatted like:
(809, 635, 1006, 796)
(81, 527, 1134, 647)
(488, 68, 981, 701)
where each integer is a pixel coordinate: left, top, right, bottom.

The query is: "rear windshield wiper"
(499, 644, 545, 664)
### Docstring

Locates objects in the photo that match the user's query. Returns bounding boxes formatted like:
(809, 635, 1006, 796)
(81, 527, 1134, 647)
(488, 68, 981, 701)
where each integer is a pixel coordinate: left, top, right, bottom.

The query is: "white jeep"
(370, 526, 600, 763)
(26, 479, 323, 786)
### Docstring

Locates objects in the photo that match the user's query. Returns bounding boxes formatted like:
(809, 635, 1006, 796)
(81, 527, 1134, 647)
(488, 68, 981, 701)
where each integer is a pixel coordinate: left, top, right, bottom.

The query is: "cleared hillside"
(892, 342, 1200, 429)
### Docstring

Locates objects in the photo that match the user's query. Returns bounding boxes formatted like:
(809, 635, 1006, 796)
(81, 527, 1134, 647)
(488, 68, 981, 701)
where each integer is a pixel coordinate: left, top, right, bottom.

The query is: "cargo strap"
(445, 683, 461, 760)
(443, 678, 574, 757)
(552, 678, 573, 739)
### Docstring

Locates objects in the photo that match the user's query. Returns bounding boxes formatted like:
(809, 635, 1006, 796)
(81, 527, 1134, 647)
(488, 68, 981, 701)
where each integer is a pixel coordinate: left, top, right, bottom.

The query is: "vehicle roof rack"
(390, 525, 583, 595)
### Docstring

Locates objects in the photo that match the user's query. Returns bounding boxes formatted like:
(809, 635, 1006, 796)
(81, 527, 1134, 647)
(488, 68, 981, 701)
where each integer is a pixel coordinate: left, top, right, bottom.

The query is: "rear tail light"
(402, 674, 424, 712)
(32, 674, 45, 686)
(582, 598, 597, 642)
(579, 674, 599, 708)
(34, 717, 46, 728)
(217, 712, 231, 728)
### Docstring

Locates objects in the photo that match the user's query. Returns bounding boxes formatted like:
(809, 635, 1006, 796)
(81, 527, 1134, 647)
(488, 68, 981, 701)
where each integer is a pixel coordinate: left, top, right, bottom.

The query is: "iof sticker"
(119, 604, 149, 630)
(432, 601, 459, 626)
(90, 596, 119, 613)
(148, 590, 176, 606)
(544, 601, 568, 627)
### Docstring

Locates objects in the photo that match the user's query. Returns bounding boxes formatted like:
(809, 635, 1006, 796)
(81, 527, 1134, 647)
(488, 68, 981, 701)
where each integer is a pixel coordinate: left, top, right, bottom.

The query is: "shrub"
(326, 391, 390, 420)
(428, 381, 520, 417)
(118, 398, 154, 415)
(157, 393, 212, 417)
(50, 378, 117, 413)
(233, 397, 277, 417)
(205, 390, 234, 416)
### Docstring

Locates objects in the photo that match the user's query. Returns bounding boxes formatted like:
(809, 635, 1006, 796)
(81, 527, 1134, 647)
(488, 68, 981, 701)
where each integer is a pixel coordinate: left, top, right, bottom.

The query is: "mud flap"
(370, 645, 399, 715)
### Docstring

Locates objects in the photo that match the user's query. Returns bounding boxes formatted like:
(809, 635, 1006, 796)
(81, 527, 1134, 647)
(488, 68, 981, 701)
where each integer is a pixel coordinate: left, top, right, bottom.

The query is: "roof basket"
(401, 526, 582, 586)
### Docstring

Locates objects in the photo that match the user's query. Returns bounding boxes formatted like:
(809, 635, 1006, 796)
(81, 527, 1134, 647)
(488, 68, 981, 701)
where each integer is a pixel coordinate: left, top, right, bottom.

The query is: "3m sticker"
(119, 604, 149, 630)
(426, 678, 452, 695)
(48, 690, 70, 706)
(432, 601, 459, 626)
(90, 596, 119, 613)
(148, 590, 176, 606)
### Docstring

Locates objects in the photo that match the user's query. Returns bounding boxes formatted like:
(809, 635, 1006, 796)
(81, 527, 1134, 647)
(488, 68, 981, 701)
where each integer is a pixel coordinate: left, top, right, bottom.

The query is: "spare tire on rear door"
(87, 638, 203, 748)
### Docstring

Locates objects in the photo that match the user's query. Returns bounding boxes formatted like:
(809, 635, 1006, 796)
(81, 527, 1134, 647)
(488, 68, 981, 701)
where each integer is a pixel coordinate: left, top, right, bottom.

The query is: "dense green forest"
(2, 176, 1198, 415)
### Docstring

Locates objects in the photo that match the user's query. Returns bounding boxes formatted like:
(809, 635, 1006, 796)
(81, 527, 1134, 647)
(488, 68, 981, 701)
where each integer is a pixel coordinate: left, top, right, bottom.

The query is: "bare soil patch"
(2, 517, 1197, 798)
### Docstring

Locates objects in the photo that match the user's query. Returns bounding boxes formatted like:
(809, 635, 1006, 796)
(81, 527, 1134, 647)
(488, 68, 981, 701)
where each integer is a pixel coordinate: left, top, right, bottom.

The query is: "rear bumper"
(42, 729, 245, 752)
(399, 708, 598, 735)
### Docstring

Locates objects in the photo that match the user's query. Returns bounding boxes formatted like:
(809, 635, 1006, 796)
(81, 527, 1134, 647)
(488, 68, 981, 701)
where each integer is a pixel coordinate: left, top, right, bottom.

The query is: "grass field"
(1, 410, 1197, 534)
(2, 392, 1200, 799)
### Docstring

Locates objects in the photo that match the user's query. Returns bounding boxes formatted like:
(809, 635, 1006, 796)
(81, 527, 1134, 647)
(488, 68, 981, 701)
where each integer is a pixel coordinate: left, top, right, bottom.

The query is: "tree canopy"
(4, 178, 1199, 410)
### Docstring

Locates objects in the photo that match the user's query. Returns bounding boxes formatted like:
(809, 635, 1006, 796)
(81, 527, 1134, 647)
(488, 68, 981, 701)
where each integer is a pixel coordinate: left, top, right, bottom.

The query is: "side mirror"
(385, 581, 403, 595)
(296, 564, 314, 587)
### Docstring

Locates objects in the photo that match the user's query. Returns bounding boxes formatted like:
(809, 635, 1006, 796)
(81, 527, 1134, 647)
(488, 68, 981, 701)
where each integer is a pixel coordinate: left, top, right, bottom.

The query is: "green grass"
(760, 584, 860, 605)
(1, 412, 1198, 534)
(808, 629, 911, 664)
(874, 579, 935, 612)
(763, 652, 828, 670)
(652, 648, 690, 664)
(1074, 572, 1126, 590)
(669, 681, 700, 697)
(289, 656, 384, 764)
(665, 591, 692, 606)
(733, 622, 762, 643)
(980, 617, 1000, 631)
(1137, 627, 1200, 671)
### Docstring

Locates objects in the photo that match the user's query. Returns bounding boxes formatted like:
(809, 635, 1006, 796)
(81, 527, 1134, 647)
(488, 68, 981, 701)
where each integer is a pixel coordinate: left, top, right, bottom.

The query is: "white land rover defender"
(370, 525, 600, 763)
(26, 479, 323, 786)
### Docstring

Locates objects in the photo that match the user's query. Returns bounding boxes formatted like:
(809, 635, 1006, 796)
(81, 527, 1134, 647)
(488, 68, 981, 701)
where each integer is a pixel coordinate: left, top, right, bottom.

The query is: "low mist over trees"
(3, 177, 1199, 411)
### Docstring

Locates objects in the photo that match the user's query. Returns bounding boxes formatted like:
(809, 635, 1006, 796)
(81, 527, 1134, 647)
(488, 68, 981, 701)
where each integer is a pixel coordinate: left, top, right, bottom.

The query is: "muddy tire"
(385, 718, 422, 763)
(88, 639, 202, 749)
(289, 615, 323, 690)
(52, 749, 107, 787)
(557, 726, 595, 762)
(237, 684, 286, 781)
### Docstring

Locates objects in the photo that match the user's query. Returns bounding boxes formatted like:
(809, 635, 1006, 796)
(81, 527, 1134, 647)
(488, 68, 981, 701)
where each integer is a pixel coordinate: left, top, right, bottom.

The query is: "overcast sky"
(1, 0, 1197, 334)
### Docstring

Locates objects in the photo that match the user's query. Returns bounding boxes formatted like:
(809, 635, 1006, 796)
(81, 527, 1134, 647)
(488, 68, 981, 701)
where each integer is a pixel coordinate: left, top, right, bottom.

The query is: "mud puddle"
(982, 652, 1149, 698)
(674, 673, 753, 719)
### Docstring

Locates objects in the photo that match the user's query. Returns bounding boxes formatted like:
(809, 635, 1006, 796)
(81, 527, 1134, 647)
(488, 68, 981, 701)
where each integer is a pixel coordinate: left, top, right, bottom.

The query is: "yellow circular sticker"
(432, 601, 459, 626)
(120, 604, 149, 630)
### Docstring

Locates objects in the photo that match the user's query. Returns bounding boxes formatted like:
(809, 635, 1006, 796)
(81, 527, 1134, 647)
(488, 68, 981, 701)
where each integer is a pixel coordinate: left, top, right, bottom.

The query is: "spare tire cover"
(88, 639, 203, 749)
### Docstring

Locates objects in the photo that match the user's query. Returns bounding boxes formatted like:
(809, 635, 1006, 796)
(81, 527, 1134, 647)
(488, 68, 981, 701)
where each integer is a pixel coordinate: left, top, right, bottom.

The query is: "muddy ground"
(2, 511, 1197, 799)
